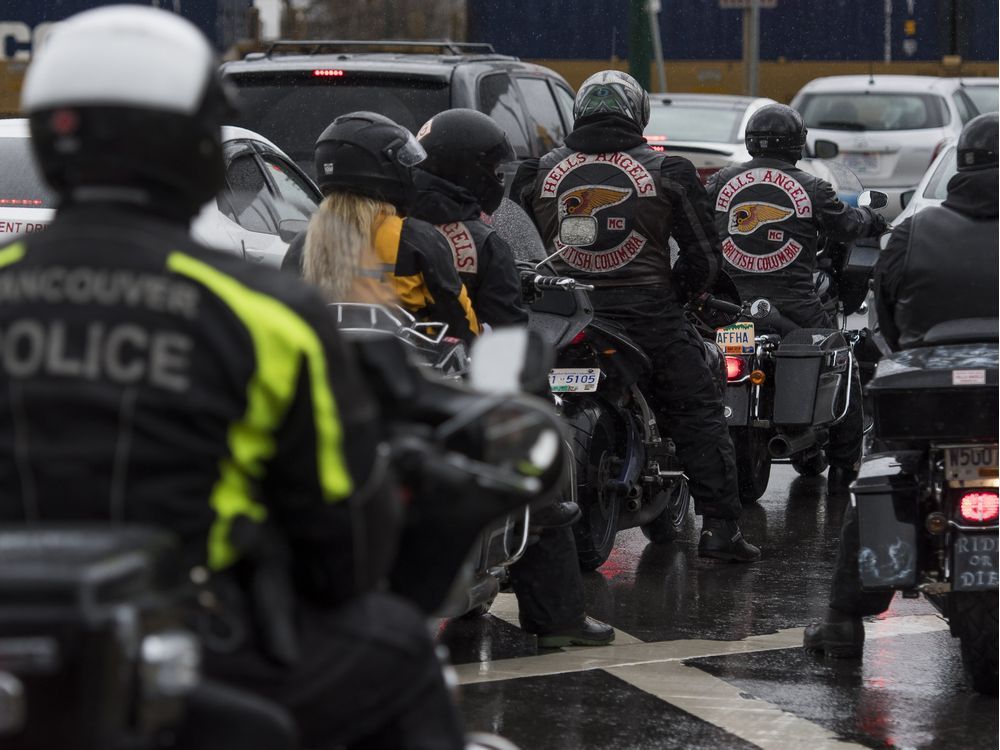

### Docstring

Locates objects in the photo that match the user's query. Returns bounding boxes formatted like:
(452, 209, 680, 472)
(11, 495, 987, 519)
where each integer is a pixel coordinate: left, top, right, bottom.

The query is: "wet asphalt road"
(439, 464, 999, 749)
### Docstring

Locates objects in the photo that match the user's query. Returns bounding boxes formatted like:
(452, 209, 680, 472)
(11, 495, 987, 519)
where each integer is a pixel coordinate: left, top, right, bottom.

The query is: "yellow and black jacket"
(283, 214, 480, 342)
(0, 205, 381, 604)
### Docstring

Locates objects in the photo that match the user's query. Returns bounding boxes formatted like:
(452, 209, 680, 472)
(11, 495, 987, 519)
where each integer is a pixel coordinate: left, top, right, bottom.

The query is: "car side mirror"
(900, 190, 915, 210)
(558, 216, 597, 248)
(813, 139, 839, 159)
(858, 190, 889, 210)
(278, 219, 308, 244)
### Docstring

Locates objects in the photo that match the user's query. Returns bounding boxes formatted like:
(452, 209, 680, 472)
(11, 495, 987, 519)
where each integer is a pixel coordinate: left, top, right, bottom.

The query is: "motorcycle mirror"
(469, 328, 553, 395)
(900, 190, 915, 210)
(858, 190, 889, 210)
(277, 218, 308, 243)
(558, 216, 598, 247)
(813, 139, 839, 159)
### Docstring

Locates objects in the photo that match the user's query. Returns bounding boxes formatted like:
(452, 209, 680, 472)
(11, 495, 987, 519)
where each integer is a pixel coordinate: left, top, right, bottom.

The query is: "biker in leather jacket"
(514, 70, 760, 563)
(3, 9, 466, 749)
(875, 112, 999, 351)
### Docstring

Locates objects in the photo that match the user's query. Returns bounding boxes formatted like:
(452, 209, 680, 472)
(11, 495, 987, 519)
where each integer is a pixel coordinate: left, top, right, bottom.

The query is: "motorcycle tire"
(566, 400, 621, 571)
(640, 479, 690, 544)
(731, 427, 771, 504)
(953, 591, 999, 695)
(790, 448, 829, 478)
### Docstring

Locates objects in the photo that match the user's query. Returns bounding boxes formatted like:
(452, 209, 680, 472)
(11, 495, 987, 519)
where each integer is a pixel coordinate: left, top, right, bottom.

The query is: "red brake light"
(696, 167, 722, 185)
(725, 356, 747, 381)
(0, 198, 44, 206)
(569, 330, 587, 346)
(930, 139, 947, 164)
(650, 145, 665, 152)
(959, 491, 1000, 523)
(313, 69, 345, 77)
(645, 134, 667, 142)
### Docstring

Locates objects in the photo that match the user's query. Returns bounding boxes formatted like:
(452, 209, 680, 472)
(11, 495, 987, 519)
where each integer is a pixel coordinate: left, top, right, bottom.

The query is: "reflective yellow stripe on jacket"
(167, 252, 353, 570)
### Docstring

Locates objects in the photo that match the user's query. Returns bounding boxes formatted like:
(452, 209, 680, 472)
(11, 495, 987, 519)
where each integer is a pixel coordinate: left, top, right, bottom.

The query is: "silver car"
(791, 75, 998, 218)
(0, 118, 320, 266)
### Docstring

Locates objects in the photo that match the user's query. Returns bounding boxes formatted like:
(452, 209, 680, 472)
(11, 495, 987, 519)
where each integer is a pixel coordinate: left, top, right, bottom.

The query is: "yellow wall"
(533, 59, 1000, 103)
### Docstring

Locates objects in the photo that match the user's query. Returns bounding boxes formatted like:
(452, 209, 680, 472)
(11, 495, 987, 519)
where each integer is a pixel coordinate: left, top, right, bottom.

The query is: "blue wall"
(468, 0, 998, 62)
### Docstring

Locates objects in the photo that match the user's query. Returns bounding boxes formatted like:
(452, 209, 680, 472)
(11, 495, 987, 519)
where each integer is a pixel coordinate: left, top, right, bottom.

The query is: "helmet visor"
(390, 132, 427, 167)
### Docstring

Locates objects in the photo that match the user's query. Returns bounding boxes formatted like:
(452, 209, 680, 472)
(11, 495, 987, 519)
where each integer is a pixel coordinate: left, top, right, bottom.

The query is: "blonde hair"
(303, 192, 396, 301)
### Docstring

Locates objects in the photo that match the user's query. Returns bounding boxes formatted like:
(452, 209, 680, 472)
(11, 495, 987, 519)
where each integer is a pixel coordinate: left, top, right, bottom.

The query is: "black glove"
(868, 209, 889, 237)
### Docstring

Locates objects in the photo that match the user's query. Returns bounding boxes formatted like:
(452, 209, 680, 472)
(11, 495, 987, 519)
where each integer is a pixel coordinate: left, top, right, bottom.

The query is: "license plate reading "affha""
(716, 322, 755, 354)
(548, 368, 600, 393)
(944, 444, 999, 484)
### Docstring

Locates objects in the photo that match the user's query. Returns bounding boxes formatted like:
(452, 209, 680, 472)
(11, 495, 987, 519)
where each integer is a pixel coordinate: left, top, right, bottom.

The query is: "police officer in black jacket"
(412, 109, 614, 646)
(804, 113, 999, 659)
(3, 8, 466, 748)
(515, 71, 759, 562)
(706, 104, 887, 486)
(411, 108, 528, 329)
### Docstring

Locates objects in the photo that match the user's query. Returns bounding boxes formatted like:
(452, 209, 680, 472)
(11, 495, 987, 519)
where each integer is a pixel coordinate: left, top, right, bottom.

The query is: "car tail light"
(645, 134, 667, 142)
(930, 139, 947, 164)
(725, 356, 747, 381)
(313, 69, 345, 77)
(569, 330, 587, 346)
(959, 491, 1000, 523)
(650, 145, 665, 152)
(0, 198, 44, 206)
(696, 167, 722, 185)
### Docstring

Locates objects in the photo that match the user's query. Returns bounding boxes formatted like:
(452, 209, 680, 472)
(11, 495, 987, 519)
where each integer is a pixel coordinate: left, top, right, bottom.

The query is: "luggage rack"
(255, 39, 499, 58)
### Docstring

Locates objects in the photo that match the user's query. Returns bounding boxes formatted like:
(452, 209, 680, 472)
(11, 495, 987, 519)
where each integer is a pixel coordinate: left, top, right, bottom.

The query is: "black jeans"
(589, 286, 741, 520)
(510, 526, 586, 633)
(829, 498, 896, 616)
(204, 592, 465, 750)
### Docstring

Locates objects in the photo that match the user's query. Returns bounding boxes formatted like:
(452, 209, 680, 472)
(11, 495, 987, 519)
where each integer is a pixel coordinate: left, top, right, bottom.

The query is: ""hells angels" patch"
(435, 222, 478, 273)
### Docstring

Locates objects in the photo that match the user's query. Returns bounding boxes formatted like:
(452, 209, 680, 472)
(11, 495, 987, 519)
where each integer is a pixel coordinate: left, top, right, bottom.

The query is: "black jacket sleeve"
(814, 181, 888, 242)
(874, 217, 912, 352)
(510, 158, 541, 224)
(660, 157, 722, 296)
(475, 232, 530, 328)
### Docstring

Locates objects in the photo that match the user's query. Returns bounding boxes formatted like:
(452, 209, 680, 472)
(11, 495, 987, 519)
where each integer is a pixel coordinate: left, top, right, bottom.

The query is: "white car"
(0, 118, 320, 266)
(790, 75, 998, 219)
(644, 94, 777, 183)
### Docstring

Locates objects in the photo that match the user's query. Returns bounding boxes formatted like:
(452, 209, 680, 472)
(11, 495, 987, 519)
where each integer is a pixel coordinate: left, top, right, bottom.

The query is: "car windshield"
(228, 72, 451, 175)
(645, 104, 743, 143)
(0, 138, 57, 209)
(798, 93, 948, 131)
(923, 146, 958, 200)
(964, 85, 999, 115)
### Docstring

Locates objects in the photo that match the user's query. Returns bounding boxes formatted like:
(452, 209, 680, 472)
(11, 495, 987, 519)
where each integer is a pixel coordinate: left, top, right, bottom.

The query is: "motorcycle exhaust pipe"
(768, 431, 817, 458)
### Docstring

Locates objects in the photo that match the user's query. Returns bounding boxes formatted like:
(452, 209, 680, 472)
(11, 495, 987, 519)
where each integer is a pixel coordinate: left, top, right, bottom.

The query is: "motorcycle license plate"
(716, 322, 755, 354)
(953, 533, 999, 591)
(548, 368, 600, 393)
(944, 444, 999, 484)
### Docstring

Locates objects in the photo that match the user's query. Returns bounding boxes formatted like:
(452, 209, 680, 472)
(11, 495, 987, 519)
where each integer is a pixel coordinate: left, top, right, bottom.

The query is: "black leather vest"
(895, 205, 999, 349)
(530, 145, 674, 287)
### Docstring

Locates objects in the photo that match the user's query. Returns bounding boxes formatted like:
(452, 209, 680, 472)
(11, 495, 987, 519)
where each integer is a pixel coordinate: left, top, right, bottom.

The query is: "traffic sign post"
(720, 0, 776, 96)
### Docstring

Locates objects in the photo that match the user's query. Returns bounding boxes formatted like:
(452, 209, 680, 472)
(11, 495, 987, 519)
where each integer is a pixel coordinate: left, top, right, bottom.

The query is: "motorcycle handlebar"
(526, 273, 595, 292)
(700, 294, 744, 316)
(393, 436, 541, 498)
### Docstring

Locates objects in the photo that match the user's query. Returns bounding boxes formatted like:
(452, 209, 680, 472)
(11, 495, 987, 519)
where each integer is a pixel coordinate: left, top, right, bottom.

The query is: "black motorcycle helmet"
(21, 5, 238, 219)
(745, 104, 807, 163)
(314, 111, 427, 212)
(573, 70, 650, 128)
(956, 112, 999, 171)
(416, 109, 515, 214)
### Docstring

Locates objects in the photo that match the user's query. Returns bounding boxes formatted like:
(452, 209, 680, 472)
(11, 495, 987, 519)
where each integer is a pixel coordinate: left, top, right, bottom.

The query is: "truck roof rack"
(258, 39, 498, 58)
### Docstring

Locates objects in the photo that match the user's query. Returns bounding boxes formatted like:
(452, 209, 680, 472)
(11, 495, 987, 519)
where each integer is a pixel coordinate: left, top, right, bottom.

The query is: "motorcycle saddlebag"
(772, 329, 851, 427)
(868, 343, 999, 443)
(852, 451, 923, 590)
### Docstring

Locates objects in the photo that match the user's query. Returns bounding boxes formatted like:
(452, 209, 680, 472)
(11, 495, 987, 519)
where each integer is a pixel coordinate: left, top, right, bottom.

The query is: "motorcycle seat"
(921, 318, 999, 347)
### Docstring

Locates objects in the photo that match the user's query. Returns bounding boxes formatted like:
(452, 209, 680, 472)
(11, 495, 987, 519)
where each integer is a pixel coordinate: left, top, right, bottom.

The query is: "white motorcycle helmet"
(21, 5, 238, 217)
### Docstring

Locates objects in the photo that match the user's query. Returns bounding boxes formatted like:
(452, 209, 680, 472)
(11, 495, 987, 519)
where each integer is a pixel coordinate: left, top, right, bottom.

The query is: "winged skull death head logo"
(728, 201, 794, 235)
(559, 185, 632, 217)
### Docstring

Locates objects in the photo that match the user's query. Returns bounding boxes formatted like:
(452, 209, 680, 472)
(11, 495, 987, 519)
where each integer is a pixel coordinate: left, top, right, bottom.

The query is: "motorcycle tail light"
(569, 331, 587, 346)
(959, 491, 1000, 523)
(725, 356, 747, 381)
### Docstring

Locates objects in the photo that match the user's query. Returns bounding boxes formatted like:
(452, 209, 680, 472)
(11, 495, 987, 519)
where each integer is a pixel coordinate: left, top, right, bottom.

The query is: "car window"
(963, 85, 999, 115)
(516, 77, 566, 151)
(646, 104, 743, 143)
(478, 74, 531, 158)
(553, 85, 576, 132)
(220, 146, 276, 234)
(923, 145, 957, 200)
(228, 72, 450, 175)
(797, 93, 948, 131)
(259, 153, 319, 222)
(0, 137, 57, 209)
(952, 92, 975, 125)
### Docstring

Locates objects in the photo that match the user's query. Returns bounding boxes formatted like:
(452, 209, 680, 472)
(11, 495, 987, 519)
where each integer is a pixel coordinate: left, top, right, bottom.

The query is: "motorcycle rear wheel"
(953, 591, 999, 695)
(640, 479, 690, 544)
(732, 427, 771, 504)
(567, 401, 620, 571)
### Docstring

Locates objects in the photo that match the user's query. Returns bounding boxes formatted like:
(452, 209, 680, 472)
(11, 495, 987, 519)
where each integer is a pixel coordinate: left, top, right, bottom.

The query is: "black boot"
(529, 615, 616, 649)
(827, 465, 859, 496)
(698, 517, 761, 563)
(803, 607, 865, 658)
(529, 500, 581, 532)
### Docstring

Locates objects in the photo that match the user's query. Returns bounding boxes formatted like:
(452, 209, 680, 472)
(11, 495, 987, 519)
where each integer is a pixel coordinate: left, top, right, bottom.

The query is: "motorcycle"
(493, 199, 703, 570)
(853, 316, 998, 695)
(0, 330, 564, 749)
